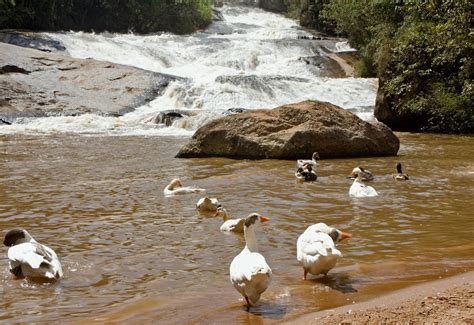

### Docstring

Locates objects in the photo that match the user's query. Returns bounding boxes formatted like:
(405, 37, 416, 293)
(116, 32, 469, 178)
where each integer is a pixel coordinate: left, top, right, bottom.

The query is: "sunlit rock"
(0, 42, 178, 123)
(176, 100, 399, 159)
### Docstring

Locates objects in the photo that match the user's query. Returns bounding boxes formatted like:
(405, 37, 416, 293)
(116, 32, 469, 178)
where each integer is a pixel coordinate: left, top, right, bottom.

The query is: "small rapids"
(0, 6, 377, 136)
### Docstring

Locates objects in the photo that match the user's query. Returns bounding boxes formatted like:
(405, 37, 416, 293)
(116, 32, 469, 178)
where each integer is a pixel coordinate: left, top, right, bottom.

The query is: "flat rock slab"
(176, 100, 399, 159)
(0, 42, 178, 122)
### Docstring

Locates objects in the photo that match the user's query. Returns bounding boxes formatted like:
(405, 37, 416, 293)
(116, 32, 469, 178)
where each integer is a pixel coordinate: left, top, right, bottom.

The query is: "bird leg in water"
(245, 296, 251, 310)
(303, 269, 308, 280)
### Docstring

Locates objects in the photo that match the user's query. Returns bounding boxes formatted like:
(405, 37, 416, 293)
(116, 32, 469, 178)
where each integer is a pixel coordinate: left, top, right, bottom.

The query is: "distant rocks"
(0, 42, 179, 123)
(154, 110, 191, 126)
(258, 0, 287, 13)
(0, 31, 66, 52)
(176, 100, 399, 159)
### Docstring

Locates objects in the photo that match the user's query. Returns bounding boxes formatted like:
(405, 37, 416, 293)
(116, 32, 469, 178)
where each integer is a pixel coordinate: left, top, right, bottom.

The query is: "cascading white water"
(1, 6, 377, 136)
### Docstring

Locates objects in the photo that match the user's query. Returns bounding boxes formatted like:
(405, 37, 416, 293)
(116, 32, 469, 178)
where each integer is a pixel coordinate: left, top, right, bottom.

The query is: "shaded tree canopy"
(285, 0, 472, 133)
(0, 0, 212, 34)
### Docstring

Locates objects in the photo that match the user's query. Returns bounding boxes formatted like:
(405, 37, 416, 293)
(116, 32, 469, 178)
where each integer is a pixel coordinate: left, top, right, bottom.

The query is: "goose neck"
(244, 226, 259, 252)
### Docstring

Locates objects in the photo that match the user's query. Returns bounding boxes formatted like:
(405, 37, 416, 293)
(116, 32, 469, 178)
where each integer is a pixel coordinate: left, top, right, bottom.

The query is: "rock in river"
(0, 42, 179, 123)
(176, 100, 399, 159)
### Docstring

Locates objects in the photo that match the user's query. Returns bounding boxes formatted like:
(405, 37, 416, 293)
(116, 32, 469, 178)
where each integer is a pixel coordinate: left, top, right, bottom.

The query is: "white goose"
(217, 207, 245, 234)
(297, 223, 351, 280)
(393, 162, 409, 180)
(230, 213, 272, 308)
(3, 229, 63, 280)
(163, 178, 205, 196)
(349, 167, 378, 197)
(196, 197, 221, 214)
(296, 152, 320, 169)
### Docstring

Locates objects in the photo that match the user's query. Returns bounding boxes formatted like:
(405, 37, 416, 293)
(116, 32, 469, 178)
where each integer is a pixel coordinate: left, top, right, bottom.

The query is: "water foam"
(2, 6, 377, 136)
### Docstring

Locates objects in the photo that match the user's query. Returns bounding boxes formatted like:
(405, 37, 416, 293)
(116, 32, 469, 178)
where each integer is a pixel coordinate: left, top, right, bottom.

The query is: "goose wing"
(297, 232, 341, 261)
(8, 242, 54, 269)
(230, 252, 272, 283)
(220, 218, 245, 233)
(350, 181, 378, 197)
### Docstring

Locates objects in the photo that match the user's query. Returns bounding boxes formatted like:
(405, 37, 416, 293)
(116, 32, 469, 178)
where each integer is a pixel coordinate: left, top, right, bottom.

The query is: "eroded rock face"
(176, 100, 399, 159)
(0, 42, 178, 122)
(374, 84, 426, 132)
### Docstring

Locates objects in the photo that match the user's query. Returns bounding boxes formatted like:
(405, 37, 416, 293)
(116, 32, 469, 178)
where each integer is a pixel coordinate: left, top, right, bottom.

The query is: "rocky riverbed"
(0, 41, 178, 124)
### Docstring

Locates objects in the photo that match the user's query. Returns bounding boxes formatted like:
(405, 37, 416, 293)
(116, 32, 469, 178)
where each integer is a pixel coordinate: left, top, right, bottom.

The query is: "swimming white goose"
(230, 213, 272, 308)
(3, 229, 63, 280)
(163, 178, 205, 196)
(349, 167, 378, 197)
(217, 207, 245, 234)
(393, 162, 409, 180)
(295, 163, 317, 182)
(297, 223, 351, 280)
(296, 152, 320, 169)
(196, 197, 221, 214)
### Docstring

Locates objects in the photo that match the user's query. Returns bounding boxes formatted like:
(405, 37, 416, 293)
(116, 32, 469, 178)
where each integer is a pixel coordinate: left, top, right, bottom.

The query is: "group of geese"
(3, 152, 409, 309)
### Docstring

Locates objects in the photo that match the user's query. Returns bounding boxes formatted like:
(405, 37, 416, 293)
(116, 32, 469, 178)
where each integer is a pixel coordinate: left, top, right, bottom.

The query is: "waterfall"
(1, 6, 377, 136)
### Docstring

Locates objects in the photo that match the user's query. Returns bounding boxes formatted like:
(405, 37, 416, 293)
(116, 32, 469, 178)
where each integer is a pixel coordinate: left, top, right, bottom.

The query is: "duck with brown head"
(295, 163, 317, 182)
(393, 162, 409, 180)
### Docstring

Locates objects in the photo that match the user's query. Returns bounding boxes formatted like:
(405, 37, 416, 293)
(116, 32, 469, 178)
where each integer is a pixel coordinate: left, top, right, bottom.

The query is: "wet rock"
(374, 82, 426, 132)
(0, 64, 30, 74)
(297, 35, 324, 40)
(154, 110, 189, 126)
(0, 42, 179, 123)
(216, 75, 308, 96)
(226, 108, 248, 114)
(0, 31, 66, 52)
(212, 8, 224, 21)
(258, 0, 287, 13)
(176, 100, 399, 159)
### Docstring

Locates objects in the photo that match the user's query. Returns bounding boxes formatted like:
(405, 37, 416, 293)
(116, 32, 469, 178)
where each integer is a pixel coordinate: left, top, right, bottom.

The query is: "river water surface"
(0, 133, 473, 323)
(0, 5, 473, 324)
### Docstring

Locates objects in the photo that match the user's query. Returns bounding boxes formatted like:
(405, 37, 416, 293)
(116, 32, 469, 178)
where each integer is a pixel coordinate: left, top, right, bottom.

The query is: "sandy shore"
(290, 271, 474, 324)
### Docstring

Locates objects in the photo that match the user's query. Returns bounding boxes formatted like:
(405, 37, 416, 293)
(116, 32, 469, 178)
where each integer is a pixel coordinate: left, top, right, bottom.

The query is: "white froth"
(2, 6, 377, 136)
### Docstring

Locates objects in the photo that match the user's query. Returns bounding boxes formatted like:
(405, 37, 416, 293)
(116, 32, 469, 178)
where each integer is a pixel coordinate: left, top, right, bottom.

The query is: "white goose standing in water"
(297, 223, 351, 280)
(230, 213, 272, 308)
(3, 229, 63, 280)
(163, 178, 205, 196)
(349, 167, 378, 197)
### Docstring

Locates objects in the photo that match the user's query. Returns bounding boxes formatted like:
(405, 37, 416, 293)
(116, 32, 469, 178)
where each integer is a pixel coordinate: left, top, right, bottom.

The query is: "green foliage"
(0, 0, 212, 34)
(284, 0, 335, 35)
(318, 0, 473, 133)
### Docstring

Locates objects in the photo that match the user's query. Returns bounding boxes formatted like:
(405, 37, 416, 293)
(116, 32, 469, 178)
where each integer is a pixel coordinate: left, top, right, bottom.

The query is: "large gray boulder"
(176, 100, 399, 159)
(0, 42, 177, 123)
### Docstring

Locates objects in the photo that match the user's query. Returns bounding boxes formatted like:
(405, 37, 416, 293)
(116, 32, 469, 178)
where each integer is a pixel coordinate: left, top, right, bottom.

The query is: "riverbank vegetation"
(0, 0, 212, 34)
(284, 0, 472, 133)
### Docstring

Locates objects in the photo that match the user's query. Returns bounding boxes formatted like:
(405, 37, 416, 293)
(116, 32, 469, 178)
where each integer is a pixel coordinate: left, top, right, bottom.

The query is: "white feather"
(297, 226, 343, 277)
(7, 241, 63, 279)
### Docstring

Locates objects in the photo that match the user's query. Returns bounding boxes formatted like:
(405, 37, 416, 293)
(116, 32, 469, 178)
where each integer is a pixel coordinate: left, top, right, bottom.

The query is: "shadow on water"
(309, 272, 358, 293)
(241, 302, 287, 320)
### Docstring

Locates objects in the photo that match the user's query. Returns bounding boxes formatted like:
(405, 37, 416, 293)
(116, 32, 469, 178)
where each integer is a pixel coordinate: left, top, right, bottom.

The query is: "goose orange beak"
(340, 231, 352, 240)
(259, 216, 270, 223)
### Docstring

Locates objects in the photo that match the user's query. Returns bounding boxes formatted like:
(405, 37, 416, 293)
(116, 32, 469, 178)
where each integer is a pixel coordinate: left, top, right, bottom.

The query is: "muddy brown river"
(0, 132, 473, 323)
